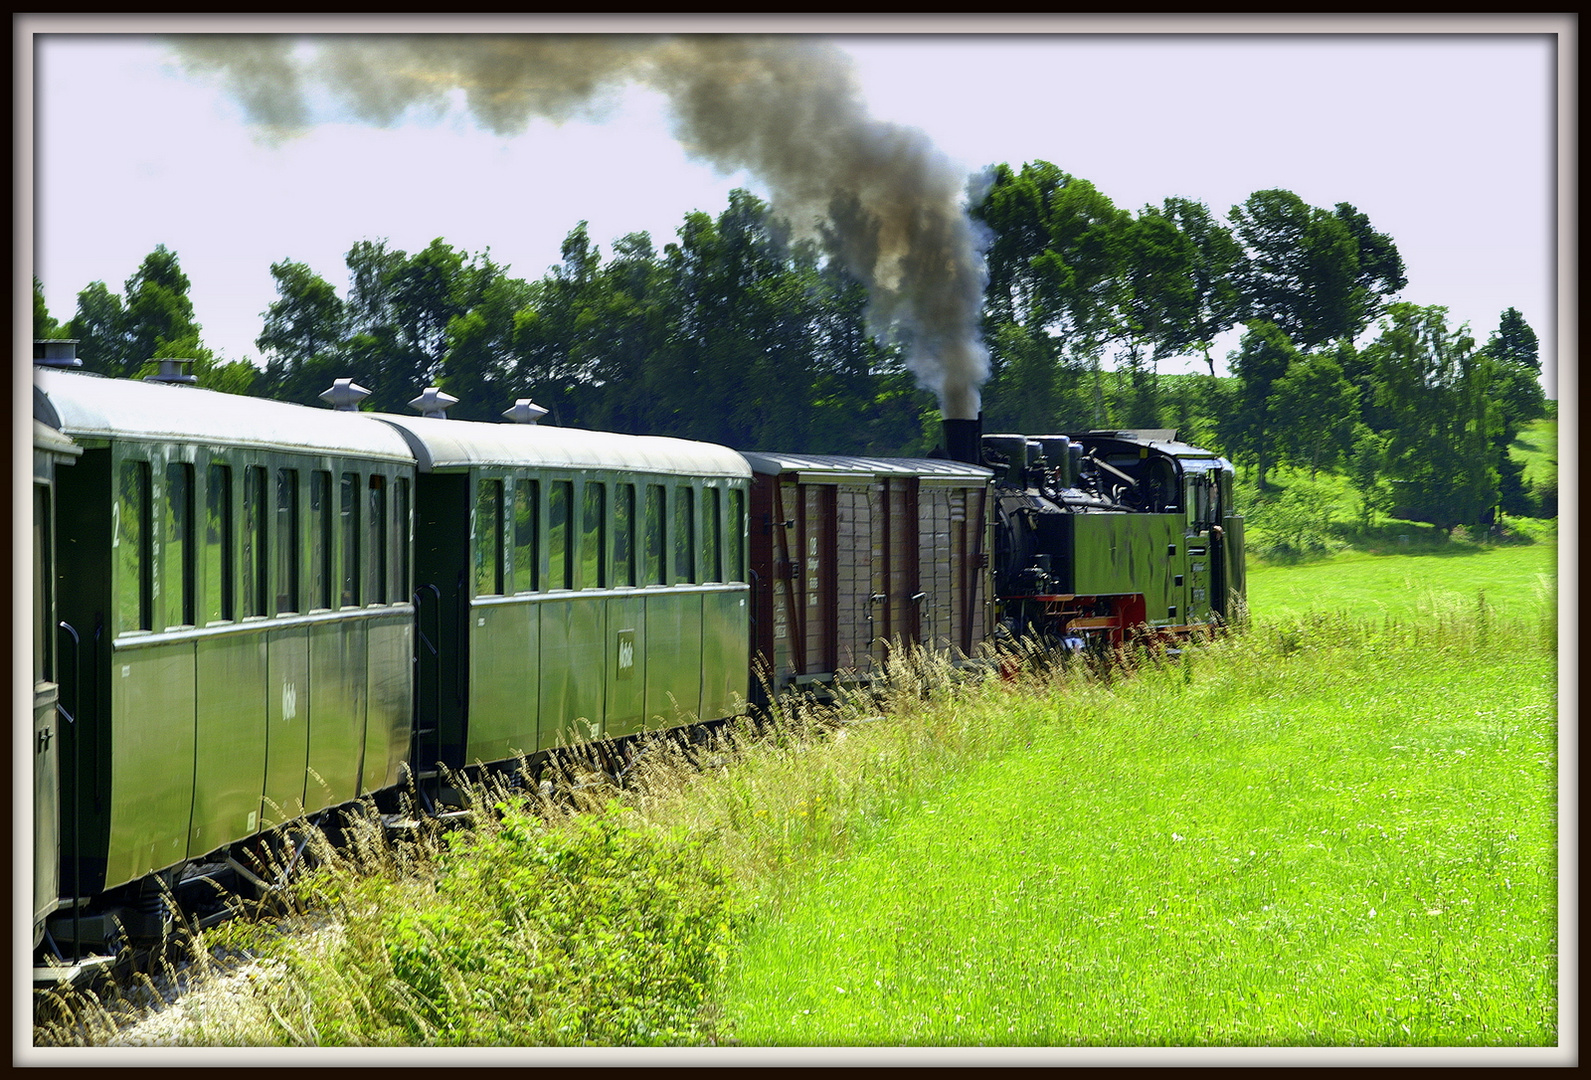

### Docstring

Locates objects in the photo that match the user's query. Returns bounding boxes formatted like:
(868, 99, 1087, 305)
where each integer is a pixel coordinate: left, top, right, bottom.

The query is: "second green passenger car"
(375, 413, 752, 780)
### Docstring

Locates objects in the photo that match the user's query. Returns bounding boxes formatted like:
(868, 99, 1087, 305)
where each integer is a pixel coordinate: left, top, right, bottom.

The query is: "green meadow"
(1244, 537, 1557, 624)
(718, 607, 1558, 1046)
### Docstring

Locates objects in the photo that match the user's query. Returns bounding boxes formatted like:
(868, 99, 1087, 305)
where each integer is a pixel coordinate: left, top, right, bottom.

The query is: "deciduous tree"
(1360, 304, 1499, 529)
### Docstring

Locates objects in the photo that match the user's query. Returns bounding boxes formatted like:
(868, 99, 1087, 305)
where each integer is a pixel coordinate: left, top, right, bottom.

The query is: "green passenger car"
(374, 414, 752, 779)
(35, 368, 417, 916)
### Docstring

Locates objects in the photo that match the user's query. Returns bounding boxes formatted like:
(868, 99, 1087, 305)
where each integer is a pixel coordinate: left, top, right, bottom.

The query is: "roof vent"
(34, 339, 82, 369)
(408, 386, 458, 419)
(320, 378, 373, 411)
(143, 358, 199, 385)
(502, 398, 549, 425)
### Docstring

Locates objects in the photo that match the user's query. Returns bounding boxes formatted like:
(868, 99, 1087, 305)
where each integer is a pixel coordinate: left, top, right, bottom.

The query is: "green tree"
(62, 247, 211, 377)
(33, 278, 65, 339)
(1479, 307, 1546, 516)
(506, 222, 615, 429)
(1109, 206, 1199, 426)
(1269, 349, 1361, 476)
(973, 162, 1124, 432)
(1488, 306, 1541, 371)
(1360, 304, 1499, 530)
(1036, 177, 1132, 372)
(1332, 202, 1408, 329)
(441, 263, 535, 422)
(342, 238, 497, 414)
(256, 260, 349, 407)
(1346, 423, 1393, 530)
(1223, 320, 1301, 490)
(653, 191, 820, 447)
(65, 281, 130, 375)
(1482, 307, 1547, 432)
(975, 160, 1070, 330)
(1230, 191, 1400, 350)
(1160, 197, 1246, 377)
(123, 245, 204, 378)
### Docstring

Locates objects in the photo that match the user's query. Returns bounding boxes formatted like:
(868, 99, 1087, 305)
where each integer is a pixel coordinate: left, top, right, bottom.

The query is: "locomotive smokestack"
(943, 412, 983, 467)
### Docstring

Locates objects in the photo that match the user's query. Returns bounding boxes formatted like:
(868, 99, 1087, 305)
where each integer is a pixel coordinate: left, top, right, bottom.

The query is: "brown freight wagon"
(741, 453, 993, 701)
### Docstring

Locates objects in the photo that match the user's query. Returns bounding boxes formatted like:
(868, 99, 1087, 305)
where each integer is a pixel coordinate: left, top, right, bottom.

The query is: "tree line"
(34, 161, 1551, 528)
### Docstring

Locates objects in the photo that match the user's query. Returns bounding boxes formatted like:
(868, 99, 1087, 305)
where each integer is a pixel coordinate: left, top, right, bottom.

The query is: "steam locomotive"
(30, 343, 1242, 978)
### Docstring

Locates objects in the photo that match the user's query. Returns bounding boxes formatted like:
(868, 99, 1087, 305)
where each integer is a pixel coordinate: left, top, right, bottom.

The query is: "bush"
(259, 801, 741, 1046)
(1244, 473, 1345, 561)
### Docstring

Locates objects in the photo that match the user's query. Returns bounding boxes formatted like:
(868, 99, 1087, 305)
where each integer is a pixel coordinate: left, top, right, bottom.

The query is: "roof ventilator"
(321, 378, 373, 411)
(408, 386, 458, 420)
(144, 358, 199, 386)
(34, 339, 83, 369)
(502, 398, 549, 425)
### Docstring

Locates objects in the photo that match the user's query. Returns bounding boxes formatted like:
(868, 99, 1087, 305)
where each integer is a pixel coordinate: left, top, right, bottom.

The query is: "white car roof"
(34, 369, 415, 463)
(374, 414, 751, 479)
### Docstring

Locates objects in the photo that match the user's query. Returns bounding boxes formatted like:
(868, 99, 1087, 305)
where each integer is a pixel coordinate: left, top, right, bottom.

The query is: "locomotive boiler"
(944, 417, 1244, 647)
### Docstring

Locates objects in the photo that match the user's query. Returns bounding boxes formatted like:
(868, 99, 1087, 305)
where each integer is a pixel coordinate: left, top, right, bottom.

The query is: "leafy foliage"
(1360, 304, 1499, 531)
(34, 277, 65, 339)
(257, 802, 739, 1046)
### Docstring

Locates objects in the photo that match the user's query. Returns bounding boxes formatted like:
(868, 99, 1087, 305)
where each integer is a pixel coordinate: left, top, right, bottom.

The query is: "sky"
(21, 16, 1568, 399)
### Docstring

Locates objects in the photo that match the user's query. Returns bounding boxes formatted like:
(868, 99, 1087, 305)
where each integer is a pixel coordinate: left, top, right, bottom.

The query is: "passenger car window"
(118, 459, 152, 633)
(475, 478, 504, 597)
(673, 485, 695, 584)
(582, 481, 606, 589)
(513, 479, 538, 593)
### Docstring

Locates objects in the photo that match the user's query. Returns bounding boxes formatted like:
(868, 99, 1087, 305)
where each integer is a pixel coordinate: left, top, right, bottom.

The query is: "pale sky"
(21, 16, 1568, 396)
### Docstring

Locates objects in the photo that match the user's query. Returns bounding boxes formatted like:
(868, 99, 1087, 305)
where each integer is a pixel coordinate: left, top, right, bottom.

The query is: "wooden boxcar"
(35, 367, 417, 944)
(742, 453, 994, 699)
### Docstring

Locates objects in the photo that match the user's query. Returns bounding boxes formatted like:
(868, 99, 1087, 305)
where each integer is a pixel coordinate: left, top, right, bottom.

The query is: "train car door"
(835, 482, 874, 676)
(882, 478, 921, 656)
(1184, 468, 1216, 623)
(33, 437, 75, 943)
(1208, 468, 1228, 620)
(802, 483, 837, 678)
